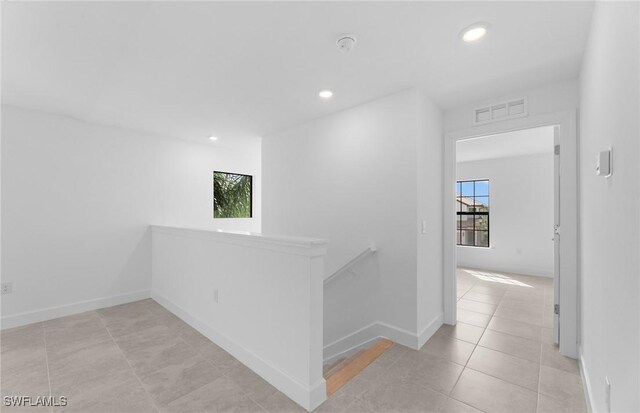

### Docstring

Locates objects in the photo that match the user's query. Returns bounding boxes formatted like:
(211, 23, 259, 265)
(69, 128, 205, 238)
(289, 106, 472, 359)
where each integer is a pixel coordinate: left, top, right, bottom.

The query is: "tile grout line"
(448, 388, 489, 413)
(40, 322, 53, 413)
(461, 364, 541, 395)
(221, 368, 271, 413)
(391, 315, 485, 410)
(485, 287, 545, 369)
(473, 338, 541, 364)
(175, 334, 271, 412)
(96, 311, 161, 413)
(445, 324, 543, 367)
(406, 346, 489, 412)
(463, 309, 547, 342)
(449, 345, 476, 397)
(448, 299, 489, 404)
(177, 336, 259, 409)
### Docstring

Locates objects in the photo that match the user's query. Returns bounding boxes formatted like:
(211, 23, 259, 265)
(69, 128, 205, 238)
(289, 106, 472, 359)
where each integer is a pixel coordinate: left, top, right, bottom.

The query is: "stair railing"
(323, 244, 377, 284)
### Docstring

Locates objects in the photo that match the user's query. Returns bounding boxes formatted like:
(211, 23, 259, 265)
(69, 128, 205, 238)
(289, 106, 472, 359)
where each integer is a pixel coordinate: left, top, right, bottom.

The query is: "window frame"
(213, 170, 253, 219)
(456, 179, 490, 248)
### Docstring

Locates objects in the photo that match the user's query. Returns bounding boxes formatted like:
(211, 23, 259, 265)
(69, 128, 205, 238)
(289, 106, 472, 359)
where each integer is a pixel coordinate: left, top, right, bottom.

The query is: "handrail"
(324, 244, 377, 284)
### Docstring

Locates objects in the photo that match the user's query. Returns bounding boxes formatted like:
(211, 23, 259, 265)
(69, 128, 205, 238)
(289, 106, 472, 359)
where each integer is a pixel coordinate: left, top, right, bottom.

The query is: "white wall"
(151, 226, 327, 411)
(1, 105, 261, 328)
(456, 152, 554, 277)
(262, 89, 443, 352)
(578, 2, 639, 412)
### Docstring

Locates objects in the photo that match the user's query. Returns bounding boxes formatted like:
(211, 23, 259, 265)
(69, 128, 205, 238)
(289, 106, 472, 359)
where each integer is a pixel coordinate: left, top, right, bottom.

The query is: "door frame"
(443, 110, 578, 358)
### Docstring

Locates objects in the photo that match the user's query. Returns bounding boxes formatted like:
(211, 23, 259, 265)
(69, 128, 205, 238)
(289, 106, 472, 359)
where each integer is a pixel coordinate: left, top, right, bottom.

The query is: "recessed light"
(461, 23, 489, 43)
(209, 136, 219, 141)
(319, 90, 333, 99)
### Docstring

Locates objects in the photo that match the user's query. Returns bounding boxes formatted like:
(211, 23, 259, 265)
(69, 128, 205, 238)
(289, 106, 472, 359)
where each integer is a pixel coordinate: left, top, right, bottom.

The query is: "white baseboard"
(152, 291, 325, 412)
(0, 289, 151, 330)
(579, 347, 596, 413)
(417, 313, 444, 349)
(376, 321, 423, 349)
(323, 314, 444, 364)
(323, 323, 381, 365)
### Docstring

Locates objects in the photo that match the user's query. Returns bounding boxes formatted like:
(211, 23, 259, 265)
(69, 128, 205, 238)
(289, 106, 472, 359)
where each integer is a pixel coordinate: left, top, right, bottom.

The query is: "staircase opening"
(323, 338, 394, 397)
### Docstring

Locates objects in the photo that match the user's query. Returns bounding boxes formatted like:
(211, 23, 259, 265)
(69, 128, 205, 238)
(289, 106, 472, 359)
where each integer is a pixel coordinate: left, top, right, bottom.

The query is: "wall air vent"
(473, 97, 528, 124)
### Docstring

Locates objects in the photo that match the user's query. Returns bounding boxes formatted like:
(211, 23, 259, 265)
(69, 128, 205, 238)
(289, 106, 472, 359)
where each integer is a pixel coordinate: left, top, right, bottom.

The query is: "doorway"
(455, 126, 558, 339)
(443, 111, 578, 358)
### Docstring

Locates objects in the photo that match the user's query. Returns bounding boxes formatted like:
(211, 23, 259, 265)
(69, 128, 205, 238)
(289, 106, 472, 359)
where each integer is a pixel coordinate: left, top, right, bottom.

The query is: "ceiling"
(2, 2, 594, 144)
(457, 125, 555, 163)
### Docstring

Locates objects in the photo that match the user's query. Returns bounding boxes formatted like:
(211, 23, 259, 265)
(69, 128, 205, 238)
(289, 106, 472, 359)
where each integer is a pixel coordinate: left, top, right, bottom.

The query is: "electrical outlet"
(605, 376, 611, 412)
(1, 282, 13, 295)
(213, 289, 219, 303)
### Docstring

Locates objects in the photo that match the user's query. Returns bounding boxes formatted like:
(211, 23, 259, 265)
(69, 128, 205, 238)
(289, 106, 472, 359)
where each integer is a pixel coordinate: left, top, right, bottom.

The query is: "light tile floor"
(0, 268, 587, 412)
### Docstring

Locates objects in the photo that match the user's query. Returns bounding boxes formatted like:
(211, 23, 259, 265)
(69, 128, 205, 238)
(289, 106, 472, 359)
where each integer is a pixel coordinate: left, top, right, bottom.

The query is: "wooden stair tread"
(323, 357, 346, 376)
(325, 339, 394, 397)
(323, 350, 365, 378)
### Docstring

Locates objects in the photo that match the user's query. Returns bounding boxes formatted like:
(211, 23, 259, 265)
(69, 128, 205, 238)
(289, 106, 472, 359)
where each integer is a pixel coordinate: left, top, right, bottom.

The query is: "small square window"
(213, 171, 252, 218)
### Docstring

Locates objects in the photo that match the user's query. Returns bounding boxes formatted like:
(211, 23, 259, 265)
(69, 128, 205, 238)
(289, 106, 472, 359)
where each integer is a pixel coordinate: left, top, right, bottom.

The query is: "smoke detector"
(336, 34, 357, 52)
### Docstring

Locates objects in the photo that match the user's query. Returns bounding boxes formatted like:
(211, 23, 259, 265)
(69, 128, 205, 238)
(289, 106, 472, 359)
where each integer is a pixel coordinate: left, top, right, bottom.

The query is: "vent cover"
(474, 97, 527, 124)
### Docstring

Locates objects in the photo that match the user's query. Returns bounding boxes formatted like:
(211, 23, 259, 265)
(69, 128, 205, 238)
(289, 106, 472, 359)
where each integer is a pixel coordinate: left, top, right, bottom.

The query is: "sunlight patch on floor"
(462, 269, 533, 288)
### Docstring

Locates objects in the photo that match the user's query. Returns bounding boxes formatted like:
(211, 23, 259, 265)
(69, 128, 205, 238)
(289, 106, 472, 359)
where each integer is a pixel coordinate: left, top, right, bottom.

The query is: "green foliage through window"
(214, 171, 252, 218)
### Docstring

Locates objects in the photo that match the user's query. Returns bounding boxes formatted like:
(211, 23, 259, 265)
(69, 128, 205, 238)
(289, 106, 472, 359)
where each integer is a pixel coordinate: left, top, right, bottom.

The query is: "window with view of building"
(456, 179, 490, 247)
